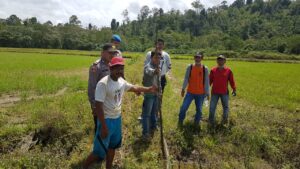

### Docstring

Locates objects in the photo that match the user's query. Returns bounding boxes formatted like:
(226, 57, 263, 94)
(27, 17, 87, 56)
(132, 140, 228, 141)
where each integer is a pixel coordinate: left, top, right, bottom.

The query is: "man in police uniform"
(88, 43, 118, 134)
(111, 34, 122, 57)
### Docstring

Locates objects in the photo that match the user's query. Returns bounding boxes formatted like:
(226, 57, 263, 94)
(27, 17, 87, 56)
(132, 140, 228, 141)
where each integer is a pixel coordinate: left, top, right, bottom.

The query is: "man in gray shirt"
(144, 38, 171, 93)
(88, 43, 117, 134)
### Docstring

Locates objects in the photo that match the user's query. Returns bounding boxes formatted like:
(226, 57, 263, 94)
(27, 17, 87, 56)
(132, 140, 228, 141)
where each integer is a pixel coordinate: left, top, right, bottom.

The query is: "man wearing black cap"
(179, 52, 210, 128)
(209, 55, 236, 126)
(88, 43, 118, 134)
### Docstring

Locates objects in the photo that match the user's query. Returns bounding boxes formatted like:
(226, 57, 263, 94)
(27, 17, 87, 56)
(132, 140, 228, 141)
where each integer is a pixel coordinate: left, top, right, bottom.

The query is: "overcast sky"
(0, 0, 234, 27)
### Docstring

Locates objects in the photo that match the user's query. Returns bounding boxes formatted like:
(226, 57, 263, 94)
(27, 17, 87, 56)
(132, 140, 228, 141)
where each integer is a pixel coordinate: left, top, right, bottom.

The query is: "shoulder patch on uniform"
(93, 59, 101, 65)
(91, 64, 97, 73)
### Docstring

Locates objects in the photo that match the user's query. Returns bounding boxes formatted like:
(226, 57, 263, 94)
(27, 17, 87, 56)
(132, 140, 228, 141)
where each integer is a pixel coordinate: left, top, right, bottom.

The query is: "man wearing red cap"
(83, 57, 157, 169)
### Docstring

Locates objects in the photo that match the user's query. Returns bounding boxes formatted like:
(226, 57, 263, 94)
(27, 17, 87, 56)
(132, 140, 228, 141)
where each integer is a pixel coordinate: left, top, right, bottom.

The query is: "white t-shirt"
(95, 75, 133, 119)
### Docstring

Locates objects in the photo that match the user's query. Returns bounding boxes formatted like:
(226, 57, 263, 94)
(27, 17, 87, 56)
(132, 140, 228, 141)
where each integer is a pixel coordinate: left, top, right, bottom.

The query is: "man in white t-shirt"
(83, 57, 157, 169)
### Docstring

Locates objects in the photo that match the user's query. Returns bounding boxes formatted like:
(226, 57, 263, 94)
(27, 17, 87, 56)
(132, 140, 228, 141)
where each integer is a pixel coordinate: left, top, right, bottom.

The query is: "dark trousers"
(161, 75, 167, 93)
(93, 115, 97, 134)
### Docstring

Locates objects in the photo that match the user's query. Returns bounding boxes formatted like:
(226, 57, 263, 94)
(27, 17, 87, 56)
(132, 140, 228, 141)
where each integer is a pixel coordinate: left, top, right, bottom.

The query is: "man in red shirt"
(209, 55, 236, 126)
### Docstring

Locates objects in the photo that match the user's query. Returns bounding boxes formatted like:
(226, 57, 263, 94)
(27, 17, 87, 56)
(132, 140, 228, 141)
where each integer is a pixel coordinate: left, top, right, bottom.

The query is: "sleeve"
(209, 69, 214, 86)
(88, 65, 97, 106)
(229, 70, 236, 90)
(95, 82, 106, 102)
(182, 66, 191, 90)
(144, 52, 151, 66)
(144, 64, 156, 76)
(124, 80, 134, 92)
(204, 66, 210, 95)
(165, 53, 172, 72)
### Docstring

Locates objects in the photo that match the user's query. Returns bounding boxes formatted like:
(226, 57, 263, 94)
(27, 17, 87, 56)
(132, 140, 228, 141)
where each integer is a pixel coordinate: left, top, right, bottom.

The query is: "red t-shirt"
(210, 66, 236, 94)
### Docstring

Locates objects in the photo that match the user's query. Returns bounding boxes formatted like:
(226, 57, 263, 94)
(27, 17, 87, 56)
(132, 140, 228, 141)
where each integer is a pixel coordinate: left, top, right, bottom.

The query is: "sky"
(0, 0, 235, 28)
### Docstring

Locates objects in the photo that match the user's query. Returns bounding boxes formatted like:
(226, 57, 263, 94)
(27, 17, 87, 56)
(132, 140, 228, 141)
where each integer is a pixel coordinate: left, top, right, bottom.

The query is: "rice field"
(0, 48, 299, 168)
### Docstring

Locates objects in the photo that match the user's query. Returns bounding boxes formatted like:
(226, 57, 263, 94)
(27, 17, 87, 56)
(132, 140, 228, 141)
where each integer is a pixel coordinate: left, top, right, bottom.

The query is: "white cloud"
(0, 0, 235, 27)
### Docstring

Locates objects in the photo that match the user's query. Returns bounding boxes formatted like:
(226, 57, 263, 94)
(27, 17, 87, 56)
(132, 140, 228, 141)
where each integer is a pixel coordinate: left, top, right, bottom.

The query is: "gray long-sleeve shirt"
(142, 62, 160, 88)
(88, 59, 110, 107)
(182, 64, 210, 95)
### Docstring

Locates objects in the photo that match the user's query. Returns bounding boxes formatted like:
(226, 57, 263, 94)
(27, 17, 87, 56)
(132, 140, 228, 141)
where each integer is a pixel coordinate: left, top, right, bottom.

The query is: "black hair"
(194, 52, 204, 57)
(155, 38, 164, 45)
(102, 43, 112, 51)
(151, 51, 162, 58)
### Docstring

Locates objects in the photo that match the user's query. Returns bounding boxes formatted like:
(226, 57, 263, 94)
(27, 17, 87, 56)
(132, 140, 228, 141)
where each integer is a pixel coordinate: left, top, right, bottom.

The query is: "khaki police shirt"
(88, 58, 110, 107)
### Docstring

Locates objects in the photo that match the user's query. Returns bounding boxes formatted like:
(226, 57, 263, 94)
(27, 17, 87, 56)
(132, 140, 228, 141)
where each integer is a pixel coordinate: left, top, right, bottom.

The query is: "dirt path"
(0, 87, 68, 108)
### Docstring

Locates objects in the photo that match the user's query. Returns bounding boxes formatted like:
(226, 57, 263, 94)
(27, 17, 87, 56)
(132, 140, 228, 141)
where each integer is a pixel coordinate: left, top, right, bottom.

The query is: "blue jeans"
(142, 95, 158, 135)
(179, 92, 206, 124)
(209, 94, 229, 124)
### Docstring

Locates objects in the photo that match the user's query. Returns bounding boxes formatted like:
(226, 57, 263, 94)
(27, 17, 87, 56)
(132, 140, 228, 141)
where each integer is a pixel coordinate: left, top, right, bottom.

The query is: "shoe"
(193, 122, 201, 132)
(142, 134, 151, 142)
(138, 116, 142, 123)
(221, 118, 228, 125)
(177, 121, 183, 129)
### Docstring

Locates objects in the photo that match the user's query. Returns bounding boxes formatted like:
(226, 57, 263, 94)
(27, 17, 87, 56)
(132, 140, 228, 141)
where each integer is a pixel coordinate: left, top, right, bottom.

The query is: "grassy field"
(0, 48, 299, 169)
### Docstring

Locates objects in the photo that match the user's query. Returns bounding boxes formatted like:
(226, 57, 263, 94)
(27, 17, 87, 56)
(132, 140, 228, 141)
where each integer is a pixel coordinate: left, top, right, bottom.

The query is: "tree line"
(0, 0, 299, 55)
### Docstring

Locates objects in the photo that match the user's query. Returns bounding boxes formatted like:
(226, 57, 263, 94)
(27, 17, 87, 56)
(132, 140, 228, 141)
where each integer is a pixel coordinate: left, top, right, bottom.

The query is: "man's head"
(217, 55, 226, 67)
(150, 51, 161, 65)
(155, 38, 165, 51)
(109, 57, 125, 80)
(101, 43, 118, 62)
(111, 34, 122, 48)
(194, 52, 204, 64)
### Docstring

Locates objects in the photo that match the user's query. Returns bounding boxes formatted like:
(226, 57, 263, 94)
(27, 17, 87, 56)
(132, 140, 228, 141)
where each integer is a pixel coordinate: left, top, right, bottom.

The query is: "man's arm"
(229, 70, 236, 92)
(88, 65, 97, 112)
(95, 101, 108, 139)
(181, 66, 191, 97)
(204, 67, 210, 98)
(165, 53, 171, 73)
(209, 70, 214, 86)
(144, 52, 151, 66)
(128, 85, 157, 93)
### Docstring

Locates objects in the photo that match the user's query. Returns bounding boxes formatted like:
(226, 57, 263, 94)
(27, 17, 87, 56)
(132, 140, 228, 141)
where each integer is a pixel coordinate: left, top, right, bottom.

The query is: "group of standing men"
(83, 35, 236, 169)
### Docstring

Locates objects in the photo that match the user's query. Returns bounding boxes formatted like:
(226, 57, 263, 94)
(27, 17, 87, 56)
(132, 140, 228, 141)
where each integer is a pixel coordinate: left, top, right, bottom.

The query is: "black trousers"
(93, 115, 97, 134)
(161, 75, 167, 93)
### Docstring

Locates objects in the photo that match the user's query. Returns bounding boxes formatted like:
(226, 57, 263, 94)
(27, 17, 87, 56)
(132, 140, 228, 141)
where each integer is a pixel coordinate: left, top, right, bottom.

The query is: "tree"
(220, 1, 228, 9)
(279, 0, 291, 7)
(24, 17, 38, 26)
(246, 0, 253, 5)
(88, 23, 93, 30)
(138, 5, 150, 21)
(29, 17, 38, 24)
(6, 15, 21, 25)
(251, 0, 264, 13)
(111, 19, 118, 31)
(69, 15, 81, 25)
(122, 9, 130, 24)
(191, 0, 204, 14)
(159, 8, 164, 16)
(231, 0, 245, 8)
(44, 21, 53, 26)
